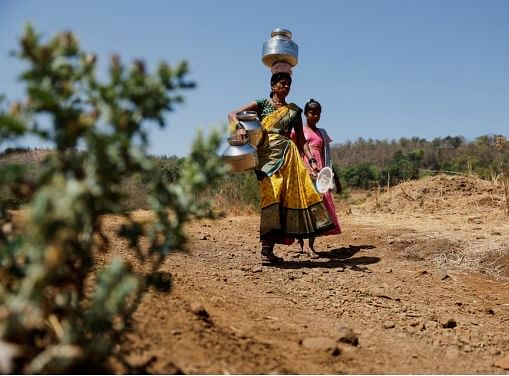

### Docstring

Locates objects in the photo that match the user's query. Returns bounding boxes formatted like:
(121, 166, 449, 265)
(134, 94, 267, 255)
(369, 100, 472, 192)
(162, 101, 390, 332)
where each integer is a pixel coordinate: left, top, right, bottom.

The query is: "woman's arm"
(228, 101, 258, 125)
(228, 101, 258, 140)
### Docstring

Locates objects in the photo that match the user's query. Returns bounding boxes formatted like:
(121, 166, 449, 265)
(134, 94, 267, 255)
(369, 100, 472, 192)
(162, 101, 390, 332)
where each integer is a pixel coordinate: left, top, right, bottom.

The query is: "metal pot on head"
(236, 111, 263, 147)
(261, 28, 299, 68)
(222, 137, 258, 172)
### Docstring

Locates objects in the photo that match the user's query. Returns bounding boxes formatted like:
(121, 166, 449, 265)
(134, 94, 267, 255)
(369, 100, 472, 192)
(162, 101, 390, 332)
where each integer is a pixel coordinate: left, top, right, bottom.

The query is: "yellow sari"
(256, 102, 334, 244)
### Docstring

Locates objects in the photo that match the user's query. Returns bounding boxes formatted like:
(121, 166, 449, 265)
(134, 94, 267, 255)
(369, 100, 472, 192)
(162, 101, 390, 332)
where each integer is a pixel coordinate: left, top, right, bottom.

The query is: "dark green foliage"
(0, 24, 226, 373)
(380, 149, 422, 186)
(332, 134, 509, 188)
(342, 162, 380, 189)
(152, 155, 183, 183)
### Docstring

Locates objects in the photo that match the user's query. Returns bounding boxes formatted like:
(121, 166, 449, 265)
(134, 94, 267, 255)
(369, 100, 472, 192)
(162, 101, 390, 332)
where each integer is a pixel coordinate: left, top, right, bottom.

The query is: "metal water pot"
(237, 111, 263, 147)
(261, 28, 299, 68)
(222, 137, 258, 172)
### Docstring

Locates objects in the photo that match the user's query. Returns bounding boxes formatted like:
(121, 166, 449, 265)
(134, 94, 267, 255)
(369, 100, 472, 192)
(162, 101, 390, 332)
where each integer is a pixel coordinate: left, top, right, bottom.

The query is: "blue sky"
(1, 0, 508, 156)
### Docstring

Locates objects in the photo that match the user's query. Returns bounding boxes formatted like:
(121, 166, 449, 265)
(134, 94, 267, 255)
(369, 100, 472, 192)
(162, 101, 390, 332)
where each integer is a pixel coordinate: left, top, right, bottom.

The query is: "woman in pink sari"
(292, 99, 341, 258)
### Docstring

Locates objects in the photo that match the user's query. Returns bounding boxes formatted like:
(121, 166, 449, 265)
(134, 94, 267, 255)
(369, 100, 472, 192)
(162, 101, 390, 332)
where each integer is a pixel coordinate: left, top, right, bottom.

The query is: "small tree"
(381, 149, 421, 185)
(342, 162, 380, 189)
(0, 25, 227, 373)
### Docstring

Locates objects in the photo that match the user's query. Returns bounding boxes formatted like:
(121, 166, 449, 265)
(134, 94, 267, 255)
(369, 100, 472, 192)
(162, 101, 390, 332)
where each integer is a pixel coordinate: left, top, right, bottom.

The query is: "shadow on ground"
(274, 244, 379, 270)
(317, 244, 376, 259)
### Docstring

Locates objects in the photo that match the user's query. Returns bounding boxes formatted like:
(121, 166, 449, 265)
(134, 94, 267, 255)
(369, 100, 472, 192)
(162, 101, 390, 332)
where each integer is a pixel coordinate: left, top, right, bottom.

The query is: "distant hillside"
(2, 134, 508, 197)
(0, 148, 52, 167)
(331, 134, 509, 188)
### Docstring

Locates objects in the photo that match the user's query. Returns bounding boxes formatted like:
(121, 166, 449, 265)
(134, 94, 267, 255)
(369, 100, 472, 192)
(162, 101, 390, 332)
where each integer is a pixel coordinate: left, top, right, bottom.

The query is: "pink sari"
(292, 126, 341, 235)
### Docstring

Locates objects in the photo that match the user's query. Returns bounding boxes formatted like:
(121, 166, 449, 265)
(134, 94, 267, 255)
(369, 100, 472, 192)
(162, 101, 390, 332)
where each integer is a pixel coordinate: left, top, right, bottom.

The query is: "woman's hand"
(235, 123, 248, 141)
(308, 158, 320, 176)
(228, 101, 259, 141)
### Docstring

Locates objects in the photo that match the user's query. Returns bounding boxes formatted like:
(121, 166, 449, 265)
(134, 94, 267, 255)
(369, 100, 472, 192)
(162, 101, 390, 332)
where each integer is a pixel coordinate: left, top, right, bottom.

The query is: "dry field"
(94, 174, 509, 374)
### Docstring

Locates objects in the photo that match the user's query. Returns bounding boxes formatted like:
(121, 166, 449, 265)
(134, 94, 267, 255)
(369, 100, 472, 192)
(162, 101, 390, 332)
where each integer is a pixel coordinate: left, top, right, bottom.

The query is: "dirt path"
(104, 203, 509, 374)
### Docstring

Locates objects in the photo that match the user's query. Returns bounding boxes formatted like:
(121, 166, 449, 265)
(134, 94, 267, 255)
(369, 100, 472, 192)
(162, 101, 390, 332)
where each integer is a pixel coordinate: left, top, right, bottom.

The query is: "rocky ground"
(104, 175, 509, 374)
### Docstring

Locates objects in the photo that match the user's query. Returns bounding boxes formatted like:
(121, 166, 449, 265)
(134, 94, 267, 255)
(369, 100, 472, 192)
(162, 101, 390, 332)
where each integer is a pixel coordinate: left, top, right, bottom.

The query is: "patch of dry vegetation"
(432, 241, 509, 279)
(0, 149, 52, 167)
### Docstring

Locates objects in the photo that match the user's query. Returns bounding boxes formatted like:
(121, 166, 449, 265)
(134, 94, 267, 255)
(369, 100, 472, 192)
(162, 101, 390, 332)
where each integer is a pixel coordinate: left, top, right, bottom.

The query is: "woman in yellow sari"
(228, 72, 334, 264)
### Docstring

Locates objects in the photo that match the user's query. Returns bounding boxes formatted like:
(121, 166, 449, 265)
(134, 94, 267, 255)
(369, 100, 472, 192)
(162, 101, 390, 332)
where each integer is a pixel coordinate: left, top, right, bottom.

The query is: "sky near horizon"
(0, 0, 508, 157)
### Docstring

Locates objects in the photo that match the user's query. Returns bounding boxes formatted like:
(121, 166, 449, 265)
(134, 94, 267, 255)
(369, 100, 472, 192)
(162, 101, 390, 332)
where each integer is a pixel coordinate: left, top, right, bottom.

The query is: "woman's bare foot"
(296, 238, 305, 254)
(307, 248, 320, 259)
(308, 237, 319, 259)
(261, 245, 283, 264)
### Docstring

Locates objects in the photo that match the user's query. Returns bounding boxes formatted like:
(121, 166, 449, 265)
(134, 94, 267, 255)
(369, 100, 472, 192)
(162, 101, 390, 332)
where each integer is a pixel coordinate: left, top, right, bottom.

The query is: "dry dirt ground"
(104, 175, 509, 374)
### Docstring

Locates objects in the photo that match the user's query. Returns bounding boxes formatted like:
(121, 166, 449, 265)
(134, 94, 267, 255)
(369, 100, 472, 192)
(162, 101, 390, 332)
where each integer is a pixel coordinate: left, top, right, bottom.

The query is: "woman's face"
(272, 78, 291, 99)
(305, 105, 321, 125)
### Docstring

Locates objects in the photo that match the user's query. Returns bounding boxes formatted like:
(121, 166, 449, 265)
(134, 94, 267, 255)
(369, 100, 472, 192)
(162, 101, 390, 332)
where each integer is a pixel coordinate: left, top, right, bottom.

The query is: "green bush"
(0, 24, 226, 373)
(341, 162, 380, 189)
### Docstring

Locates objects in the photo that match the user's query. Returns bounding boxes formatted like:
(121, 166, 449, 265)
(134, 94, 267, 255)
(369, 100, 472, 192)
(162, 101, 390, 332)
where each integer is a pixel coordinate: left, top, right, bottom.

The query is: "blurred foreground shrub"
(0, 24, 226, 373)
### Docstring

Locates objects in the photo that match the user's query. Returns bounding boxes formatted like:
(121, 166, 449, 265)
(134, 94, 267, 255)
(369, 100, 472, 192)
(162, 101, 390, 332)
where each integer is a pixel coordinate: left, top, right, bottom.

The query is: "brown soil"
(105, 175, 509, 374)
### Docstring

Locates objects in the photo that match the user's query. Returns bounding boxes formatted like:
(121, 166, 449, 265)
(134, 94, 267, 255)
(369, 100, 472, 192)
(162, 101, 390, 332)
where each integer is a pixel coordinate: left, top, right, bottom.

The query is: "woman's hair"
(269, 72, 292, 98)
(304, 98, 322, 113)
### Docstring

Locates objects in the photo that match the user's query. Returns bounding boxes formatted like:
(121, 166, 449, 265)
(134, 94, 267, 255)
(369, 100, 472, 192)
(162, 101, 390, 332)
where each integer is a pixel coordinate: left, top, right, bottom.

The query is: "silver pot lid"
(237, 111, 259, 120)
(271, 28, 292, 39)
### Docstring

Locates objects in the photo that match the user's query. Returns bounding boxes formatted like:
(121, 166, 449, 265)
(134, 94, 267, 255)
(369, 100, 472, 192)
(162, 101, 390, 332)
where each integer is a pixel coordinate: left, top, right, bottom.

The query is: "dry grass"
(209, 192, 258, 217)
(432, 241, 509, 280)
(350, 174, 509, 281)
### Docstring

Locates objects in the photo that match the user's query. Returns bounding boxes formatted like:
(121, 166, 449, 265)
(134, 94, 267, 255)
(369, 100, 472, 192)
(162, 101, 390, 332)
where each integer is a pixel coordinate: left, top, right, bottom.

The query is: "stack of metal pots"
(222, 28, 299, 173)
(221, 111, 263, 172)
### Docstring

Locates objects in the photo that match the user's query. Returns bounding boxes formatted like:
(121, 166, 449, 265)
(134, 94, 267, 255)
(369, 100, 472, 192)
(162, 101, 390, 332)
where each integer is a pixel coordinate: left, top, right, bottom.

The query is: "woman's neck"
(305, 122, 318, 130)
(271, 95, 286, 107)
